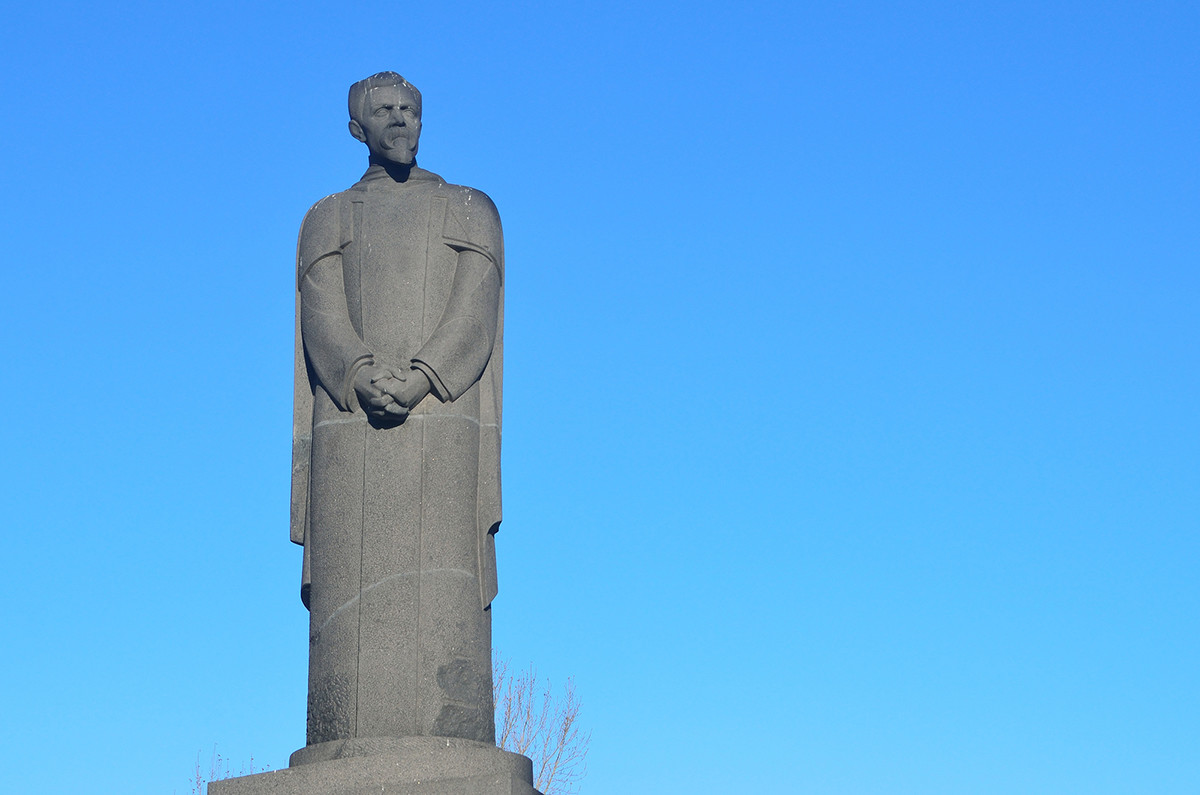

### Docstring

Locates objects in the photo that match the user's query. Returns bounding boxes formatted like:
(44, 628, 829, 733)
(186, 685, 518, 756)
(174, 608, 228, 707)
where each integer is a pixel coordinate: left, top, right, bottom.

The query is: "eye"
(373, 107, 389, 117)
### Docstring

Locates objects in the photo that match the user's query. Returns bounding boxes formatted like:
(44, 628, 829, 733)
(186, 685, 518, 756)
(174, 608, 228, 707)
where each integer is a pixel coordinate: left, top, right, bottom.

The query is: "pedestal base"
(208, 736, 539, 795)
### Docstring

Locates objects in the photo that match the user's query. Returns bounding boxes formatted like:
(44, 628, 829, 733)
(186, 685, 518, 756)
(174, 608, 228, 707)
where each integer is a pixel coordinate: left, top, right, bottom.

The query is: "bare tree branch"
(494, 652, 591, 794)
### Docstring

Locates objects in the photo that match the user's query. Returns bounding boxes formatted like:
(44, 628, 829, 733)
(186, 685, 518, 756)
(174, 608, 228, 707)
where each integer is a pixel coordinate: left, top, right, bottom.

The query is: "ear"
(348, 119, 367, 143)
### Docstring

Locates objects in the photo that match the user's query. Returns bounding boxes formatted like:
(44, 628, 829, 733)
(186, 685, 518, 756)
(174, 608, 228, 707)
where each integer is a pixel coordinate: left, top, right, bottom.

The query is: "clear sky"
(0, 1, 1196, 793)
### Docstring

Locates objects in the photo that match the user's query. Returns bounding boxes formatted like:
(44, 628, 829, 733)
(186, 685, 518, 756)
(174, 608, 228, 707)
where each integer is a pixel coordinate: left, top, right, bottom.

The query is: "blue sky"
(1, 1, 1196, 792)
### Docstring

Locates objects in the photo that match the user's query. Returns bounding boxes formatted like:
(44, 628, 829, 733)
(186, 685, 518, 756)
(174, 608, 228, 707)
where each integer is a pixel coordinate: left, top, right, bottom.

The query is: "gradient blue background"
(1, 1, 1196, 792)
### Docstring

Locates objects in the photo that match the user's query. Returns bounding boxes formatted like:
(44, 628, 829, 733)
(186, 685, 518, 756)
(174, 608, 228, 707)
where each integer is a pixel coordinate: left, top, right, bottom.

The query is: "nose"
(390, 107, 406, 125)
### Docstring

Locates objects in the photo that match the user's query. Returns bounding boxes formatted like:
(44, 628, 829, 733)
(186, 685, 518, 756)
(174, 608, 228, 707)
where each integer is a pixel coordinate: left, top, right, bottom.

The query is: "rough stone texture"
(289, 71, 505, 753)
(208, 737, 538, 795)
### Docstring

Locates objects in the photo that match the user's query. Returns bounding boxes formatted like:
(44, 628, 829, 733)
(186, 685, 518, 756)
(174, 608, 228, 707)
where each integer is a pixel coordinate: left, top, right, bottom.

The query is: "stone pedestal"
(208, 736, 540, 795)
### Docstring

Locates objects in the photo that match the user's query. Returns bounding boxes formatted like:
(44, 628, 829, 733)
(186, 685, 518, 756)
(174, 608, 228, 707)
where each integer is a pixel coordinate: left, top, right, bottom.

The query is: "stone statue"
(211, 73, 533, 795)
(291, 71, 504, 754)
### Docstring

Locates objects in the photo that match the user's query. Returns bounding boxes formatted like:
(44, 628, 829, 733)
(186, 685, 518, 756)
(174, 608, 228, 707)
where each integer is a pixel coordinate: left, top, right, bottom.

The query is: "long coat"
(290, 164, 503, 747)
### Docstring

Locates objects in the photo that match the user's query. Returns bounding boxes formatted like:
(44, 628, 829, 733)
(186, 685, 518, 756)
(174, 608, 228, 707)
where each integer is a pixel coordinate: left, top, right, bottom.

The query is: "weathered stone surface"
(220, 71, 527, 795)
(290, 71, 506, 754)
(209, 737, 538, 795)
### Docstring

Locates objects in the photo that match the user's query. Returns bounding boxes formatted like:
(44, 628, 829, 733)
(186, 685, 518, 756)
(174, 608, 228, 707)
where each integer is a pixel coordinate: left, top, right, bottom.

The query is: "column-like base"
(208, 736, 539, 795)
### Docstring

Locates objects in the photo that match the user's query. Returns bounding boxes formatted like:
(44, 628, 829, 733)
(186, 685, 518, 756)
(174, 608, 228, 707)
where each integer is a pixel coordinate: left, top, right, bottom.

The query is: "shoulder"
(297, 192, 349, 267)
(406, 167, 498, 219)
(439, 182, 498, 214)
(430, 182, 503, 265)
(300, 191, 347, 231)
(299, 188, 359, 242)
(437, 182, 502, 242)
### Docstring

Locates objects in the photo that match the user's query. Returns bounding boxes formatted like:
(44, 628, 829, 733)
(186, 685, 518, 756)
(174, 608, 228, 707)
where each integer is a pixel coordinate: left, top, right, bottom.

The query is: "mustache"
(382, 126, 417, 148)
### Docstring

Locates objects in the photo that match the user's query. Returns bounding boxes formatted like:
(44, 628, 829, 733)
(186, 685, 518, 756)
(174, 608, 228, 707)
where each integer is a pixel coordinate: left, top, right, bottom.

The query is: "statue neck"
(365, 157, 417, 182)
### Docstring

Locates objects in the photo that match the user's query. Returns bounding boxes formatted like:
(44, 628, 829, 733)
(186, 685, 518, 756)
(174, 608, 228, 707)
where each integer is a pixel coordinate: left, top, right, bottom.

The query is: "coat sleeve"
(298, 195, 374, 411)
(412, 189, 503, 402)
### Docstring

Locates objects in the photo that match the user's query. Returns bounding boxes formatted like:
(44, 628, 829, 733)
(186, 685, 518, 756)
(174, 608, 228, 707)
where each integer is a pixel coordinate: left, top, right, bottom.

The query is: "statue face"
(352, 84, 422, 165)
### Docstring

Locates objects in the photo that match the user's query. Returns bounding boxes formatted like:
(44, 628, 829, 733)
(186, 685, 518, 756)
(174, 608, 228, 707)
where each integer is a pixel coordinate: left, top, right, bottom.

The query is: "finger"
(384, 403, 409, 416)
(373, 377, 404, 393)
(367, 394, 395, 407)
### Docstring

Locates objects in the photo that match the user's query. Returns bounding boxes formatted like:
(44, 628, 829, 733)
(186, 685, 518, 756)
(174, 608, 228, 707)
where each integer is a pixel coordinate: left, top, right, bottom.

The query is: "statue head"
(348, 72, 423, 167)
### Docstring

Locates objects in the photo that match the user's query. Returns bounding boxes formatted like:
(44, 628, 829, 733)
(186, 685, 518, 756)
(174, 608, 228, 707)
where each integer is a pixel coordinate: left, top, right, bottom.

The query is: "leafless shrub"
(494, 653, 591, 795)
(182, 745, 269, 794)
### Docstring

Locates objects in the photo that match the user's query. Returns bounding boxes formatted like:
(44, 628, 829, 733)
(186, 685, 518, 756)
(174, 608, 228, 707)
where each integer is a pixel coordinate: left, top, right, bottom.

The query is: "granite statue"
(211, 72, 533, 795)
(292, 70, 503, 751)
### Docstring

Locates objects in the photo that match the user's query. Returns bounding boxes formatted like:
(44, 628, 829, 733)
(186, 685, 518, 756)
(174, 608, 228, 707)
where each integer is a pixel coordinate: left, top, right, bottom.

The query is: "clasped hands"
(354, 362, 431, 422)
